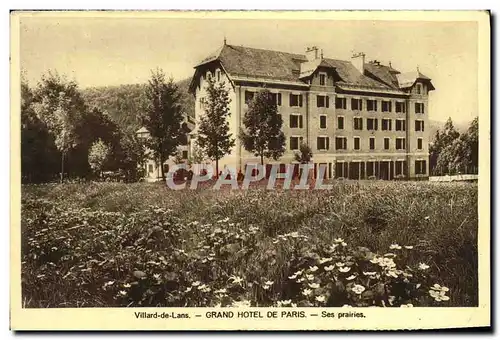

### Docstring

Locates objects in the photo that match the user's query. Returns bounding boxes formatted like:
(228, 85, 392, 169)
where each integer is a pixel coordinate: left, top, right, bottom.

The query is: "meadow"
(20, 180, 478, 308)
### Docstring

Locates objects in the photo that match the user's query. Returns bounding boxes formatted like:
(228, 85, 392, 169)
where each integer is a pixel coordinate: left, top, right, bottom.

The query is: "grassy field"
(21, 180, 478, 308)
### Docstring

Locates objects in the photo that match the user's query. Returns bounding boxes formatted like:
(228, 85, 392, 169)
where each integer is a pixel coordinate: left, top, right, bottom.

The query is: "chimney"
(305, 46, 320, 62)
(351, 52, 366, 74)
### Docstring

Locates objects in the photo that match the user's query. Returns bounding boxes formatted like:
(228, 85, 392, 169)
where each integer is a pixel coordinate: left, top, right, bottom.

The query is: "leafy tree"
(464, 117, 478, 172)
(115, 133, 146, 182)
(240, 89, 286, 165)
(188, 140, 206, 165)
(141, 69, 185, 180)
(32, 72, 86, 182)
(294, 143, 313, 164)
(429, 117, 461, 175)
(88, 138, 111, 177)
(197, 76, 235, 176)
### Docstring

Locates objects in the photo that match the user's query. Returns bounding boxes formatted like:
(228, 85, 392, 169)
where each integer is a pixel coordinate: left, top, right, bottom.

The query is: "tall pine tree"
(141, 69, 184, 180)
(196, 75, 235, 177)
(240, 89, 285, 166)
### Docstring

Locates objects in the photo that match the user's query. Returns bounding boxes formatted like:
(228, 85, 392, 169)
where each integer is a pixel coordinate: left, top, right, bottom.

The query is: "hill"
(81, 77, 194, 134)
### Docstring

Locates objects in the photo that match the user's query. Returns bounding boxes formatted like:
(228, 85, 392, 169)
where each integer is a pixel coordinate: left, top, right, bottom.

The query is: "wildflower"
(429, 284, 450, 302)
(153, 274, 161, 280)
(230, 276, 244, 285)
(288, 274, 297, 280)
(118, 290, 127, 296)
(404, 245, 414, 249)
(380, 258, 396, 268)
(296, 278, 305, 283)
(232, 300, 251, 308)
(400, 304, 414, 307)
(319, 257, 333, 264)
(306, 274, 315, 281)
(424, 216, 430, 221)
(262, 284, 271, 290)
(272, 240, 279, 244)
(291, 303, 297, 308)
(200, 286, 211, 293)
(315, 295, 326, 302)
(192, 281, 201, 287)
(289, 231, 300, 238)
(294, 270, 303, 276)
(106, 281, 115, 286)
(198, 284, 208, 290)
(339, 267, 351, 273)
(346, 275, 357, 281)
(416, 283, 422, 289)
(302, 288, 313, 296)
(363, 271, 377, 276)
(277, 300, 292, 307)
(386, 270, 398, 278)
(324, 265, 335, 272)
(418, 263, 430, 270)
(335, 262, 345, 267)
(384, 253, 397, 258)
(370, 257, 381, 264)
(308, 283, 320, 289)
(334, 238, 344, 243)
(123, 283, 131, 288)
(264, 280, 274, 286)
(185, 287, 192, 293)
(341, 242, 347, 247)
(389, 244, 402, 250)
(351, 284, 366, 295)
(309, 265, 319, 272)
(214, 288, 227, 294)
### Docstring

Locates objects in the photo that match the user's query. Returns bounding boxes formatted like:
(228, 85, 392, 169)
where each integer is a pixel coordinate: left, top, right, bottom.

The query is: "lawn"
(20, 180, 478, 308)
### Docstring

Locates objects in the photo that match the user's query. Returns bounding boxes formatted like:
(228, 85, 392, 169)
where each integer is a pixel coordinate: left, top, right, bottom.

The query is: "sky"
(19, 14, 479, 124)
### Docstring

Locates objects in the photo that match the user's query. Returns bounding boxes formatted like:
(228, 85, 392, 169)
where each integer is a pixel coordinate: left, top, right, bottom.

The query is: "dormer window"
(319, 72, 326, 86)
(416, 83, 422, 95)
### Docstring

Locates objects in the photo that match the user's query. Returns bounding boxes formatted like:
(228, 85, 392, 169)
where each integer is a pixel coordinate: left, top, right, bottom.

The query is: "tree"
(188, 140, 206, 165)
(196, 76, 235, 176)
(141, 68, 184, 180)
(294, 143, 313, 164)
(32, 71, 85, 182)
(464, 116, 478, 172)
(429, 117, 461, 175)
(240, 89, 286, 166)
(88, 138, 111, 177)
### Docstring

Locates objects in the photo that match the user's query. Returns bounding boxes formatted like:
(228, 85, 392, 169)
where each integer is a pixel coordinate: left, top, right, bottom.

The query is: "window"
(290, 114, 303, 128)
(395, 160, 406, 176)
(290, 94, 303, 107)
(366, 161, 376, 177)
(351, 98, 363, 110)
(335, 162, 347, 178)
(317, 95, 329, 108)
(415, 103, 425, 114)
(319, 115, 327, 129)
(200, 97, 206, 109)
(369, 137, 375, 150)
(216, 69, 221, 82)
(335, 97, 347, 109)
(395, 119, 406, 131)
(396, 138, 406, 150)
(417, 138, 423, 150)
(367, 99, 378, 112)
(415, 160, 427, 175)
(148, 164, 154, 173)
(354, 137, 360, 150)
(416, 83, 422, 95)
(317, 137, 329, 150)
(289, 136, 303, 150)
(182, 151, 188, 159)
(206, 71, 212, 79)
(319, 73, 326, 86)
(415, 120, 425, 131)
(367, 118, 378, 131)
(382, 100, 392, 112)
(335, 137, 347, 150)
(270, 92, 282, 106)
(381, 119, 392, 131)
(353, 117, 363, 130)
(395, 101, 407, 113)
(337, 116, 344, 130)
(384, 137, 390, 150)
(245, 91, 254, 104)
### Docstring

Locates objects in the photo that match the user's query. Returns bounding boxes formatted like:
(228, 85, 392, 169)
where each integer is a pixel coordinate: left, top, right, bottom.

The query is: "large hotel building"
(188, 43, 435, 180)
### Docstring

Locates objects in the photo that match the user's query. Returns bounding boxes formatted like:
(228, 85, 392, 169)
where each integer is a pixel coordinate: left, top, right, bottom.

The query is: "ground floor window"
(335, 162, 347, 179)
(148, 164, 154, 173)
(415, 160, 427, 175)
(395, 160, 407, 177)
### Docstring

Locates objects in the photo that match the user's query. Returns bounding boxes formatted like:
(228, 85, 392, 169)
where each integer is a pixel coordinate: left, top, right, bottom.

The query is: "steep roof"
(193, 44, 432, 92)
(396, 71, 434, 89)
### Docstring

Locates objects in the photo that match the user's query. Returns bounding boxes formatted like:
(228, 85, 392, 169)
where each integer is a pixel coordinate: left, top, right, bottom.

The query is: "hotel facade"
(189, 43, 435, 180)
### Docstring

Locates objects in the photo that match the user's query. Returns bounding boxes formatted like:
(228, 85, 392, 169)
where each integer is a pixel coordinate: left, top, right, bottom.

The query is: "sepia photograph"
(10, 10, 490, 330)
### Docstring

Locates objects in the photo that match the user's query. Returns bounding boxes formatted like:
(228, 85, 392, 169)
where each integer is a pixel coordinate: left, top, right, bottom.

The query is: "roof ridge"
(226, 43, 306, 59)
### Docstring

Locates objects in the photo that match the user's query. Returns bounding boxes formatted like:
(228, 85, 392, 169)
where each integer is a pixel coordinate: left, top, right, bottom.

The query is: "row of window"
(289, 115, 425, 132)
(333, 159, 427, 177)
(289, 136, 424, 151)
(242, 91, 425, 113)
